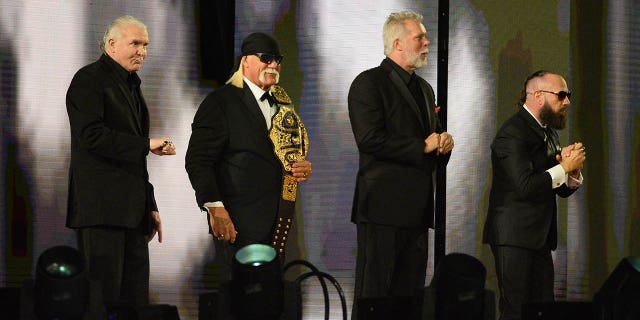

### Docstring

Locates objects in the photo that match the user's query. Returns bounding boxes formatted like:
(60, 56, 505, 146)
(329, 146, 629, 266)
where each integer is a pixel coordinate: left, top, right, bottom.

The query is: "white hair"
(382, 11, 423, 56)
(100, 15, 147, 51)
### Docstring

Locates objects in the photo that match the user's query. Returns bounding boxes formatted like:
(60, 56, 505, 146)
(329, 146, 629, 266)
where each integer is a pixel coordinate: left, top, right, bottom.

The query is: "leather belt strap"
(272, 174, 297, 255)
(268, 85, 308, 256)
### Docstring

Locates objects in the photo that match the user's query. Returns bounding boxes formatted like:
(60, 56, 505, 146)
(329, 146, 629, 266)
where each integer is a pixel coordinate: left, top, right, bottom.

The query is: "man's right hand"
(150, 137, 176, 156)
(559, 143, 586, 174)
(207, 207, 237, 244)
(424, 133, 440, 154)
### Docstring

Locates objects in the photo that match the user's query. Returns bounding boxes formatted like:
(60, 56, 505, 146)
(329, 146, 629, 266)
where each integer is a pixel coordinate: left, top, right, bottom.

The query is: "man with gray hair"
(348, 10, 454, 319)
(66, 15, 176, 307)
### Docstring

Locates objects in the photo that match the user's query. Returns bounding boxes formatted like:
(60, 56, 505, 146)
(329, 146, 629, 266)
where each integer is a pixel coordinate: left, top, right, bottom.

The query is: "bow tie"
(260, 92, 277, 106)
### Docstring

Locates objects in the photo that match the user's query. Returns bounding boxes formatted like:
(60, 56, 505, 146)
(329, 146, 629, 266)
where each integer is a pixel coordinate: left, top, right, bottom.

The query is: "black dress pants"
(78, 225, 150, 307)
(352, 223, 428, 320)
(491, 245, 554, 320)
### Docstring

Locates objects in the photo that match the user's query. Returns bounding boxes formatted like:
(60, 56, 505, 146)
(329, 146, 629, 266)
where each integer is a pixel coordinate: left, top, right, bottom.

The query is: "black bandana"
(241, 32, 280, 56)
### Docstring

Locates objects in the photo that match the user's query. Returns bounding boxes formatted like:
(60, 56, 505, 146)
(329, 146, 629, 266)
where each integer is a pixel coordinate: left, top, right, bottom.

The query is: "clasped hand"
(557, 142, 586, 177)
(424, 132, 454, 155)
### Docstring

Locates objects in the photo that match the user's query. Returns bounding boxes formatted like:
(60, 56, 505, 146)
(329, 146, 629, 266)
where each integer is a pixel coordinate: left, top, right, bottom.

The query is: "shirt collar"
(385, 57, 412, 85)
(522, 104, 545, 128)
(102, 53, 137, 85)
(243, 76, 270, 101)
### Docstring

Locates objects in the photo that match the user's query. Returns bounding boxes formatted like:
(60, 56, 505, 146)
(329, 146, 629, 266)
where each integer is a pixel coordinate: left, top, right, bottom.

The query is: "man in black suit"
(483, 70, 585, 320)
(66, 15, 176, 307)
(185, 33, 312, 283)
(348, 10, 454, 319)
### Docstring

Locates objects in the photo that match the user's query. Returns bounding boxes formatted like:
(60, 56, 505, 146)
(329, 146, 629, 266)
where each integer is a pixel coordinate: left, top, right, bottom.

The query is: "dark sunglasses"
(254, 53, 283, 65)
(539, 90, 571, 100)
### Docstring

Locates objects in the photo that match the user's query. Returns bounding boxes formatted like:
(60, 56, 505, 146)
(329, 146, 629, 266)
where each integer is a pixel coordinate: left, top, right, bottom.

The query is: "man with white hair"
(66, 15, 176, 307)
(348, 10, 454, 318)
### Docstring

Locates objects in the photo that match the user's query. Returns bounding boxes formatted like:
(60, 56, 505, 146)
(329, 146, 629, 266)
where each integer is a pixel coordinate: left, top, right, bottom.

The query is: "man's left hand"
(147, 211, 163, 243)
(291, 160, 312, 182)
(438, 132, 454, 155)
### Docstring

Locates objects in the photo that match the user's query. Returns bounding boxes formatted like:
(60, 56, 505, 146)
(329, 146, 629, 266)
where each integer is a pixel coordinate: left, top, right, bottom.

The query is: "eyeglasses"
(539, 90, 571, 100)
(254, 53, 283, 65)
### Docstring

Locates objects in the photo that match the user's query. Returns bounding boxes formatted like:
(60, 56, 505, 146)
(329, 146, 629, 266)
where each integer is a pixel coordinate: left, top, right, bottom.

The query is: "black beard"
(540, 101, 567, 130)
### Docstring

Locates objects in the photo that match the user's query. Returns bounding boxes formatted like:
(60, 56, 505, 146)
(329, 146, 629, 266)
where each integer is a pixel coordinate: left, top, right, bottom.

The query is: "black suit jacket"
(348, 58, 448, 228)
(483, 107, 576, 250)
(66, 54, 157, 230)
(185, 82, 282, 243)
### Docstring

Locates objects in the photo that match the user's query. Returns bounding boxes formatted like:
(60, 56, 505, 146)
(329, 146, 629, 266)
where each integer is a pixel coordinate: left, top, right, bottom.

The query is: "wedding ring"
(580, 146, 585, 151)
(303, 172, 307, 177)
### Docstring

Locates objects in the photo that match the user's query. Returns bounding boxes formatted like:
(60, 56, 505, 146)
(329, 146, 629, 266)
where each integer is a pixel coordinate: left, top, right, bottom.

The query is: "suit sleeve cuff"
(546, 164, 566, 189)
(204, 201, 224, 208)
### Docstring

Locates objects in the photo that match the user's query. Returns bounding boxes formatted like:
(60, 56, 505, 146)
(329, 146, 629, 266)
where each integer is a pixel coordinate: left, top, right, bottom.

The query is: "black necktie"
(260, 91, 277, 106)
(543, 126, 561, 158)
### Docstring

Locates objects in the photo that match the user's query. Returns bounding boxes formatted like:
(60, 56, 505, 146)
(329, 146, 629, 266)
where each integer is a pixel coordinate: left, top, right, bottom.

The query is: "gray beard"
(405, 50, 427, 69)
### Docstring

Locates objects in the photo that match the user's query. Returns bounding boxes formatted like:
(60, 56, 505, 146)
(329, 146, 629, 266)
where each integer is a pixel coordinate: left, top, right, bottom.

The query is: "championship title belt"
(268, 85, 309, 256)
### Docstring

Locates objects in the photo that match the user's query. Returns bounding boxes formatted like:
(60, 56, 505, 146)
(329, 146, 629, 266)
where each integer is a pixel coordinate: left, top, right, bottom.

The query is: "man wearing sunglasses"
(483, 70, 586, 320)
(186, 32, 312, 288)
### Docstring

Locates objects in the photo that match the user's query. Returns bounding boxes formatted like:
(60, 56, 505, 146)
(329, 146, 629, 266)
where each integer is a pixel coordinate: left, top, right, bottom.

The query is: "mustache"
(261, 68, 279, 76)
(259, 68, 280, 84)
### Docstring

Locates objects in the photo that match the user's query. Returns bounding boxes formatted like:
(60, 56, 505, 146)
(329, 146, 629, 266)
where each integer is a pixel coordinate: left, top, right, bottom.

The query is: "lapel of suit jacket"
(421, 80, 437, 133)
(101, 56, 144, 134)
(124, 82, 144, 135)
(240, 83, 270, 133)
(236, 84, 280, 166)
(382, 60, 429, 132)
(518, 107, 546, 143)
(138, 90, 150, 136)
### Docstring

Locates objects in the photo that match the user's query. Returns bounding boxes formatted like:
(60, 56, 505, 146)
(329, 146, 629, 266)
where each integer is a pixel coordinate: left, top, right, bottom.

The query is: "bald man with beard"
(483, 70, 586, 320)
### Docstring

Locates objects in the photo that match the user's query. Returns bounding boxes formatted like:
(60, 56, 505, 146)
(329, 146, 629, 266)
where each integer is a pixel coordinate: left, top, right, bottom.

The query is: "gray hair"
(100, 15, 147, 51)
(382, 11, 423, 56)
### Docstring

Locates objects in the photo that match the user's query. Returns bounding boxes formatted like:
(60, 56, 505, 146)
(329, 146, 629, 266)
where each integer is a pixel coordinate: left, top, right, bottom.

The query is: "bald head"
(520, 70, 571, 129)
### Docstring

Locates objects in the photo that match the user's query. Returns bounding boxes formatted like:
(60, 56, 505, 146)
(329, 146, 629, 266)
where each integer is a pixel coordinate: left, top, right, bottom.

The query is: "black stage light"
(428, 252, 493, 320)
(107, 303, 181, 320)
(593, 257, 640, 320)
(34, 245, 88, 320)
(231, 244, 283, 320)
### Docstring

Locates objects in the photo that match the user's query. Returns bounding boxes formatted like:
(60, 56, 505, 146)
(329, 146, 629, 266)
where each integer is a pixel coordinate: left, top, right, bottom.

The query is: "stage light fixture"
(428, 252, 493, 320)
(231, 244, 283, 320)
(593, 257, 640, 320)
(34, 245, 88, 320)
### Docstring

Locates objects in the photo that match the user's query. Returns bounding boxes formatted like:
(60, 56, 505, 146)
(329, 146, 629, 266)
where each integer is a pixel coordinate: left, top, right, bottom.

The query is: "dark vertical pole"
(197, 0, 235, 86)
(434, 0, 449, 270)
